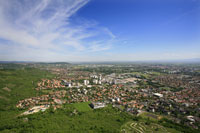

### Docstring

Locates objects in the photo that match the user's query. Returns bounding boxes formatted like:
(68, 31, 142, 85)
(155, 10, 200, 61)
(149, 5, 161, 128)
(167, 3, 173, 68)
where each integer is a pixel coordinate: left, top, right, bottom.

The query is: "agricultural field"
(121, 121, 180, 133)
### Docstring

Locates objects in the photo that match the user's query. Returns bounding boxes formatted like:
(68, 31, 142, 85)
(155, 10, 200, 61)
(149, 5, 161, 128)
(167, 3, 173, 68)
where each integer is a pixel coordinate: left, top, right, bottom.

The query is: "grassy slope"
(121, 121, 180, 133)
(1, 104, 133, 133)
(0, 68, 54, 131)
(73, 101, 92, 112)
(0, 102, 187, 133)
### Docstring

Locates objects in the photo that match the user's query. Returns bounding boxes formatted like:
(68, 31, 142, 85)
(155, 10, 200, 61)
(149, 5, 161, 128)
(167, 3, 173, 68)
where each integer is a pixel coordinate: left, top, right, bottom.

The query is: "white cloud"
(1, 0, 197, 62)
(0, 0, 115, 61)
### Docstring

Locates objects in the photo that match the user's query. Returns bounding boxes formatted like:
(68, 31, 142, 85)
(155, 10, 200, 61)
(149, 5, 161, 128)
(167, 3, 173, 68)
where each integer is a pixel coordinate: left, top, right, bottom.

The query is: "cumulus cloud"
(0, 0, 115, 61)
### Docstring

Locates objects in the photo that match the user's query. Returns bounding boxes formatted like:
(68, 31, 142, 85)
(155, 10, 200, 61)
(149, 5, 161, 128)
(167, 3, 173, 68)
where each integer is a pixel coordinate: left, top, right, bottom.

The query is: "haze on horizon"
(0, 0, 199, 62)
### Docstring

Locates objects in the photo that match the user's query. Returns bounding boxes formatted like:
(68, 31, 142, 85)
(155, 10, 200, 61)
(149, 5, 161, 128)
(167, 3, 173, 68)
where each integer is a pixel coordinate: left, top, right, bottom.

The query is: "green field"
(138, 112, 162, 121)
(72, 102, 92, 112)
(132, 72, 149, 78)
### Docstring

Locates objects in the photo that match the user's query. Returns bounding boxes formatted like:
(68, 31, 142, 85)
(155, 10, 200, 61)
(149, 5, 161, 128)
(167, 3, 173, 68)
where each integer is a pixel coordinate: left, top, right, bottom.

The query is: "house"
(90, 102, 105, 109)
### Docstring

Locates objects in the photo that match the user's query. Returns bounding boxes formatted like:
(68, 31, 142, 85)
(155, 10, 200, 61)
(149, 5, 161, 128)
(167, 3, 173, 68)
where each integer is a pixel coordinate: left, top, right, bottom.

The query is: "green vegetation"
(160, 87, 172, 91)
(132, 72, 149, 78)
(0, 68, 55, 131)
(1, 101, 184, 133)
(0, 104, 133, 132)
(150, 71, 162, 75)
(159, 86, 184, 92)
(139, 112, 162, 121)
(0, 68, 54, 106)
(121, 113, 199, 133)
(41, 89, 54, 94)
(158, 118, 199, 133)
(1, 102, 193, 132)
(72, 102, 92, 112)
(121, 121, 180, 133)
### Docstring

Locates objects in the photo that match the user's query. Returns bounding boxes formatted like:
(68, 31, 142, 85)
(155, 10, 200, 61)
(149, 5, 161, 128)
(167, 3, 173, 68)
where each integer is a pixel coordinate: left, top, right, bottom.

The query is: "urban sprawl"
(15, 63, 200, 129)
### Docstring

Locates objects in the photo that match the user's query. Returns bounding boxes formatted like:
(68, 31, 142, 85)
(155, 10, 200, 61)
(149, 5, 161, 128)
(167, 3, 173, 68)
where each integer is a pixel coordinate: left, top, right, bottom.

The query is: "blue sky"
(0, 0, 199, 61)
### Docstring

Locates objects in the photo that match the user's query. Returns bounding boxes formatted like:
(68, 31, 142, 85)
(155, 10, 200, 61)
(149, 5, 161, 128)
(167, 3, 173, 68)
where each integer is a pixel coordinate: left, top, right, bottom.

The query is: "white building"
(153, 93, 163, 98)
(84, 80, 90, 85)
(112, 99, 116, 102)
(116, 97, 120, 102)
(90, 102, 105, 109)
(99, 75, 102, 80)
(93, 79, 98, 84)
(68, 83, 72, 87)
(90, 75, 98, 79)
(187, 116, 195, 122)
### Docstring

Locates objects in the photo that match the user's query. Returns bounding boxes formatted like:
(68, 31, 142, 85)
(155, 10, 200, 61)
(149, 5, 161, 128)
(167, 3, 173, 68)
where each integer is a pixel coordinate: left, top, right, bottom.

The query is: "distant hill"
(0, 61, 70, 64)
(36, 62, 70, 65)
(73, 58, 200, 65)
(154, 58, 200, 63)
(1, 59, 200, 65)
(0, 61, 34, 64)
(180, 58, 200, 63)
(46, 62, 70, 64)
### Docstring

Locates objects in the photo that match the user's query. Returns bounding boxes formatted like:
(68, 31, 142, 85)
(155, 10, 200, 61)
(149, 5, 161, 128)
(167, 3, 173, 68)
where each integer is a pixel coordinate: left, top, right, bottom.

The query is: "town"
(14, 63, 200, 130)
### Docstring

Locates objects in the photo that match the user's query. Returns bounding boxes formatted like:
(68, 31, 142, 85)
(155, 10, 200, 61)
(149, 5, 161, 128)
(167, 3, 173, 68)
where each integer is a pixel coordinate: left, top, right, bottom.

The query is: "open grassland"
(132, 72, 150, 78)
(138, 112, 162, 121)
(72, 101, 92, 112)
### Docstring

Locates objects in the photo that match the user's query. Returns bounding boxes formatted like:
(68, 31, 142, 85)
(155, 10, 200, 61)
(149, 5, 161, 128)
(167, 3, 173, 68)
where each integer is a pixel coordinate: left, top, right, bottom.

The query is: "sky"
(0, 0, 199, 62)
